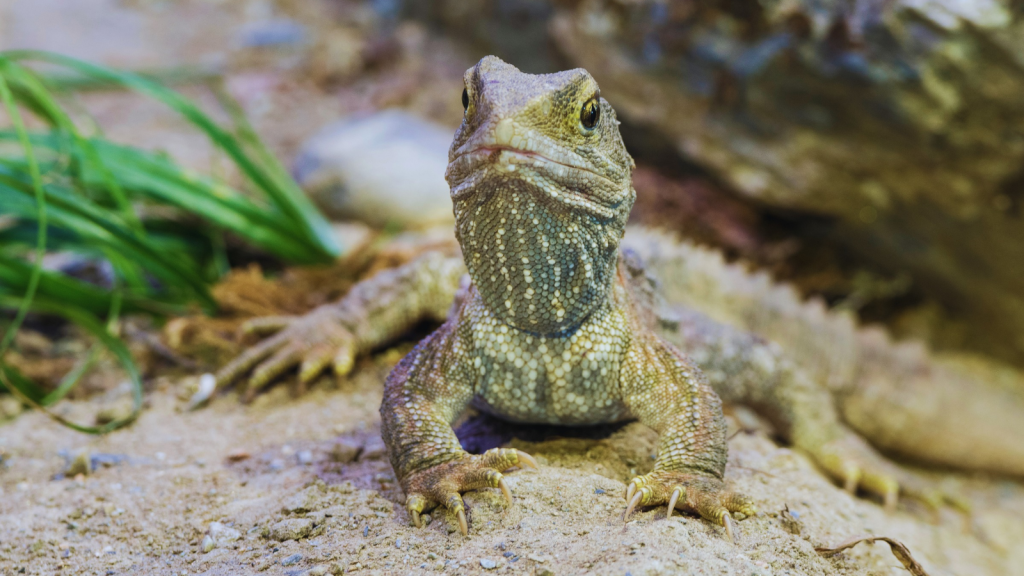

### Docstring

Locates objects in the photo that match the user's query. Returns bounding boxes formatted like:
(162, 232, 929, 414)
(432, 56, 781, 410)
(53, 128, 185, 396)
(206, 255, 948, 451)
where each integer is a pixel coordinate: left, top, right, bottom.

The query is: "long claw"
(843, 467, 860, 494)
(498, 478, 513, 506)
(884, 488, 898, 512)
(457, 508, 468, 536)
(623, 490, 643, 521)
(247, 344, 301, 398)
(332, 347, 355, 377)
(667, 487, 681, 519)
(626, 481, 637, 503)
(241, 316, 295, 336)
(411, 510, 421, 528)
(215, 334, 284, 389)
(299, 346, 335, 384)
(723, 512, 736, 543)
(515, 450, 538, 470)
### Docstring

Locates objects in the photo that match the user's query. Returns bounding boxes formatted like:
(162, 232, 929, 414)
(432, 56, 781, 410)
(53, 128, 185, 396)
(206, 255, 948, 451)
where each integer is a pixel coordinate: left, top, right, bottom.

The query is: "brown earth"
(2, 357, 1024, 576)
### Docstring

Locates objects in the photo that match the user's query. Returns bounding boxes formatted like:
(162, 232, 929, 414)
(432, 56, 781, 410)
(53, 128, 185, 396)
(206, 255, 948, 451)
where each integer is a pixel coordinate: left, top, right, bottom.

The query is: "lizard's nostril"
(495, 118, 515, 146)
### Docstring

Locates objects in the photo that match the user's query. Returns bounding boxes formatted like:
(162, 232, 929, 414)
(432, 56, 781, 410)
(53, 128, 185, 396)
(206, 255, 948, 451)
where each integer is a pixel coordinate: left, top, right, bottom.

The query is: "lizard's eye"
(462, 88, 469, 112)
(580, 98, 600, 130)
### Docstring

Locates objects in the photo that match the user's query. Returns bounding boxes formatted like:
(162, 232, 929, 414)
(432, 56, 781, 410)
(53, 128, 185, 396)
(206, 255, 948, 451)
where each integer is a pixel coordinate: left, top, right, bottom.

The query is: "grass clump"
(0, 51, 340, 433)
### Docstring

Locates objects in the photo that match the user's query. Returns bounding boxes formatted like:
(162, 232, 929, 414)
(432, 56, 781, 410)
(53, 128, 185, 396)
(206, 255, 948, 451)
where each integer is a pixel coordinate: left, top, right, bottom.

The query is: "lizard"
(214, 56, 1024, 534)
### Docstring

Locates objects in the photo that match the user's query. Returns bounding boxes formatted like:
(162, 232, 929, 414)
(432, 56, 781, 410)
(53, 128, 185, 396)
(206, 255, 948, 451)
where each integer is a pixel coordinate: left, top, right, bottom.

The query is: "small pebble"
(282, 553, 303, 566)
(480, 558, 498, 570)
(186, 374, 216, 410)
(329, 439, 361, 464)
(269, 518, 314, 541)
(594, 488, 605, 494)
(296, 450, 313, 465)
(66, 450, 92, 477)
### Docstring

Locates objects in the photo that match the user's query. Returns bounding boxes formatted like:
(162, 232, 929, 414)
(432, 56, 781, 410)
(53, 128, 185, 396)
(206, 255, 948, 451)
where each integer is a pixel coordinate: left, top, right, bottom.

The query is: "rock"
(185, 373, 217, 411)
(0, 396, 23, 421)
(480, 558, 499, 569)
(402, 0, 1024, 369)
(65, 450, 91, 477)
(283, 483, 327, 514)
(238, 19, 307, 48)
(269, 518, 315, 541)
(225, 450, 251, 462)
(328, 438, 361, 464)
(205, 521, 241, 551)
(292, 110, 455, 229)
(296, 450, 313, 465)
(281, 553, 303, 566)
(358, 437, 387, 461)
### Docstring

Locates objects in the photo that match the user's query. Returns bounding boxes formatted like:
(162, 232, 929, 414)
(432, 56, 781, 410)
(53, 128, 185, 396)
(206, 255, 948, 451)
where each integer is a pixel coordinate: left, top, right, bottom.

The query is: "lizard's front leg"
(380, 324, 536, 535)
(620, 333, 756, 541)
(215, 251, 466, 398)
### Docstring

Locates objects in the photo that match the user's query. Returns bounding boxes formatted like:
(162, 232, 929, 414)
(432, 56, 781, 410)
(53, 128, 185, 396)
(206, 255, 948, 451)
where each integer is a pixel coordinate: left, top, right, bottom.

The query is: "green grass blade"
(0, 171, 216, 309)
(40, 292, 119, 407)
(2, 50, 339, 261)
(0, 58, 142, 233)
(0, 294, 142, 434)
(0, 71, 47, 357)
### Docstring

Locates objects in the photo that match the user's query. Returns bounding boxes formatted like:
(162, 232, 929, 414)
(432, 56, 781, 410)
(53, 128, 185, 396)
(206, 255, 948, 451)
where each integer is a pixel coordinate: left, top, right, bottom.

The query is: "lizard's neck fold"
(454, 180, 630, 336)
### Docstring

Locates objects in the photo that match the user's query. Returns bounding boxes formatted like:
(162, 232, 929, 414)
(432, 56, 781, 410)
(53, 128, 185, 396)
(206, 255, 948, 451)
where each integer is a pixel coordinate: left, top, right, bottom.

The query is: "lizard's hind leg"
(661, 307, 955, 509)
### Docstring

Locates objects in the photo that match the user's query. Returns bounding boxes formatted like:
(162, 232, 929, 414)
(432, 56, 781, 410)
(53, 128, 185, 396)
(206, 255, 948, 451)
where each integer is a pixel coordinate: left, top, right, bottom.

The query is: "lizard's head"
(446, 56, 635, 335)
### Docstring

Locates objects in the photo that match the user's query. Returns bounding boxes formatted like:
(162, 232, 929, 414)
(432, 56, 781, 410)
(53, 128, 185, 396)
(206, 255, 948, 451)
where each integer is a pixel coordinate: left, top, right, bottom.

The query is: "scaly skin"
(380, 56, 755, 536)
(215, 57, 1024, 530)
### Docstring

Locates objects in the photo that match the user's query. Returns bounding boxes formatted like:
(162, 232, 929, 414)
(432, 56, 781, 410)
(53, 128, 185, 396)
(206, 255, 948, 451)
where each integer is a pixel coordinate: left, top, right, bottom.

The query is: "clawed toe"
(666, 487, 681, 519)
(402, 448, 538, 535)
(722, 512, 736, 543)
(812, 433, 965, 512)
(621, 471, 755, 542)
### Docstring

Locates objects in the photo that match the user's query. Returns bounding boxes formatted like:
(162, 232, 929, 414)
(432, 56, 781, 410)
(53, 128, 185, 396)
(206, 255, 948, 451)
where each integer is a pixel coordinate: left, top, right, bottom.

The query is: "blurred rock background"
(3, 0, 1023, 367)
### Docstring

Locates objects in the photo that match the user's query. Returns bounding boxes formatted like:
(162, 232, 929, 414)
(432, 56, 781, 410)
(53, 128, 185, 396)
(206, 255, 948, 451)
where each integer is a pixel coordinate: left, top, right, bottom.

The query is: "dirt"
(1, 358, 1022, 576)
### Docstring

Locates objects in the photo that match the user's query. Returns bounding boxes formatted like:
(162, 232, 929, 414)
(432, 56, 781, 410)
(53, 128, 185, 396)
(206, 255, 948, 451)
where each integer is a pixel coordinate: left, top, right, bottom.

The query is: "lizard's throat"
(453, 181, 627, 335)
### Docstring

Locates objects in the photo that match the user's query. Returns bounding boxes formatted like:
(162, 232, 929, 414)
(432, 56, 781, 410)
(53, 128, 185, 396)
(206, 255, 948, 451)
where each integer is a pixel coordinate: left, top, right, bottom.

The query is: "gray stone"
(293, 110, 455, 229)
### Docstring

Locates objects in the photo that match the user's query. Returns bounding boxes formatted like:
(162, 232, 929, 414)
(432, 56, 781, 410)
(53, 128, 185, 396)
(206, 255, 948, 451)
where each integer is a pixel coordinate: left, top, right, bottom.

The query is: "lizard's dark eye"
(580, 98, 600, 130)
(462, 88, 469, 111)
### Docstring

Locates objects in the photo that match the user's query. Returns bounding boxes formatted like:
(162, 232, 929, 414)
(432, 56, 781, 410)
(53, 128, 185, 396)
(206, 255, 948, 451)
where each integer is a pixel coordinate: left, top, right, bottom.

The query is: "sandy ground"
(1, 354, 1023, 576)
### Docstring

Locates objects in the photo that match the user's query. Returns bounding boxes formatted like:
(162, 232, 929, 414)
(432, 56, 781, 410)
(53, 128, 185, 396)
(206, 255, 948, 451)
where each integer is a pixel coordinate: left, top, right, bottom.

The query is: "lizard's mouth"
(448, 145, 621, 219)
(453, 145, 609, 180)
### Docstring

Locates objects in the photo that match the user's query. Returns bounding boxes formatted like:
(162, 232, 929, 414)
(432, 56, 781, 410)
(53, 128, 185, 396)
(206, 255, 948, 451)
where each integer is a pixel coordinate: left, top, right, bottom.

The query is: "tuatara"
(216, 56, 1024, 537)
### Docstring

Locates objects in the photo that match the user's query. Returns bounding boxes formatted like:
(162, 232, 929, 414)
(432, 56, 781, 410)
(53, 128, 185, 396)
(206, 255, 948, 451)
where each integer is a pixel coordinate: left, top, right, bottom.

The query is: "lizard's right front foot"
(403, 448, 538, 536)
(214, 306, 359, 401)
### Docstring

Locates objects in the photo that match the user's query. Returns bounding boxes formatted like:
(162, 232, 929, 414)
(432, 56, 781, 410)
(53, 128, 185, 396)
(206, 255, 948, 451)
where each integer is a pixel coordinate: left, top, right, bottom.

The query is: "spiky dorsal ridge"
(622, 226, 860, 391)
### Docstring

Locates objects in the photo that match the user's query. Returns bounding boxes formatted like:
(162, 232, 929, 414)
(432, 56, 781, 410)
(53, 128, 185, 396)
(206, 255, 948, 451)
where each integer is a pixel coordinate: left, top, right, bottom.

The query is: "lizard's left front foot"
(403, 448, 538, 536)
(623, 471, 756, 542)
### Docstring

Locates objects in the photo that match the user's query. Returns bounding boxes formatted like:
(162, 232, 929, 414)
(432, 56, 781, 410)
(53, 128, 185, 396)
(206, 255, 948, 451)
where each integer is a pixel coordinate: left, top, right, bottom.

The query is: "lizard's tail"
(624, 227, 1024, 477)
(842, 329, 1024, 477)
